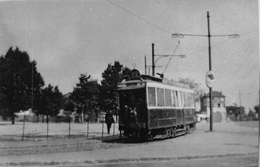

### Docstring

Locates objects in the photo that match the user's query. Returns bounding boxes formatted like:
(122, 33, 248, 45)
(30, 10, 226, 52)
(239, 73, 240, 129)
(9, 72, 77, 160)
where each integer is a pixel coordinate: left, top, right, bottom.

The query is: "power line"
(179, 17, 205, 33)
(163, 41, 180, 74)
(106, 0, 172, 34)
(233, 65, 258, 89)
(234, 46, 257, 73)
(179, 28, 257, 60)
(240, 29, 258, 36)
(244, 65, 258, 79)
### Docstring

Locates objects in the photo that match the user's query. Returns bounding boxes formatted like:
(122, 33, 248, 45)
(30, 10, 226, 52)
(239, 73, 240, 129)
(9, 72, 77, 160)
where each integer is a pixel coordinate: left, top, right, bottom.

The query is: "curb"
(1, 152, 258, 166)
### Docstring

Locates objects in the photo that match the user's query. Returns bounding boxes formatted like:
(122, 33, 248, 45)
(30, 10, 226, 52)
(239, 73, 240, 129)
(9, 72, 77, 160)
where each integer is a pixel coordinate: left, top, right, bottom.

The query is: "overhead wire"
(177, 28, 257, 73)
(234, 46, 257, 74)
(106, 0, 173, 35)
(239, 29, 258, 36)
(107, 0, 258, 90)
(162, 40, 180, 74)
(173, 40, 183, 77)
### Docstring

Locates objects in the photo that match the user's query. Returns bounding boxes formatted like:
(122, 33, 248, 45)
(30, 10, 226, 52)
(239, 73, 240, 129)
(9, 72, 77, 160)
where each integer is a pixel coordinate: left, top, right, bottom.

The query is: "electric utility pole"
(207, 12, 214, 131)
(172, 11, 239, 131)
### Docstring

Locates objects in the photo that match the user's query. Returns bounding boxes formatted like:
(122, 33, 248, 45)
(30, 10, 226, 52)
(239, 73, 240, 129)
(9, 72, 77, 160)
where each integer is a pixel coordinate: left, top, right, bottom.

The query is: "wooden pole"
(152, 43, 155, 76)
(68, 117, 71, 139)
(113, 122, 115, 135)
(102, 121, 104, 137)
(207, 11, 213, 131)
(47, 116, 49, 140)
(22, 114, 25, 141)
(87, 119, 89, 138)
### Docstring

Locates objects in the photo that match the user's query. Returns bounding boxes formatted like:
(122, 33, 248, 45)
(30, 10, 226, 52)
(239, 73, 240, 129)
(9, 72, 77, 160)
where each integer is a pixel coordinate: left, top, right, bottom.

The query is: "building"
(197, 91, 227, 122)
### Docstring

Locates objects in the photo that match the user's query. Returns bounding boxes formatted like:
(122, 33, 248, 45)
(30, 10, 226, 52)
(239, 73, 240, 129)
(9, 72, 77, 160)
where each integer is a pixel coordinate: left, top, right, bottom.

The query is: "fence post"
(47, 115, 49, 140)
(102, 121, 104, 137)
(22, 115, 25, 141)
(87, 119, 89, 138)
(68, 117, 71, 139)
(113, 122, 115, 135)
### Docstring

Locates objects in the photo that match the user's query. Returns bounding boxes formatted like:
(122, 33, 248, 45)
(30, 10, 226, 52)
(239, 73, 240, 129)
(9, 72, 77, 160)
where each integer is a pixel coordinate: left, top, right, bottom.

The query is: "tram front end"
(118, 81, 148, 138)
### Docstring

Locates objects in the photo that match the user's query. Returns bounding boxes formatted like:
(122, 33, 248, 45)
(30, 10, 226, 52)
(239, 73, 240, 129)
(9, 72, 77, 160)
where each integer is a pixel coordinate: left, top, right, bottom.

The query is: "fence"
(0, 118, 119, 141)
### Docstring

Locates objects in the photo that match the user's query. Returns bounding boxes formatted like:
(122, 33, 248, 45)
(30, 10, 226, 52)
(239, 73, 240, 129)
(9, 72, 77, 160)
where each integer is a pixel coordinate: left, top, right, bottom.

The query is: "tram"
(117, 69, 196, 140)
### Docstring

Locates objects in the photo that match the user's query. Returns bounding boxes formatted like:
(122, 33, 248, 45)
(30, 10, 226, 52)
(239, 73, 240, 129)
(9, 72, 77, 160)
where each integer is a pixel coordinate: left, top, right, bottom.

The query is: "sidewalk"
(0, 121, 258, 166)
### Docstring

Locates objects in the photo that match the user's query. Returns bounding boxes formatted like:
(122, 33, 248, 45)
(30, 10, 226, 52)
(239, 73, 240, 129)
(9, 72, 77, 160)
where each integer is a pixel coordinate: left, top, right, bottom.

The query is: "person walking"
(105, 110, 114, 134)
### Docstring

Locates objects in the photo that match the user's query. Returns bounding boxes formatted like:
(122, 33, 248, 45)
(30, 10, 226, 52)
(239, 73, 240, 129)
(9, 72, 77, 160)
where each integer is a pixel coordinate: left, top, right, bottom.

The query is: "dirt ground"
(0, 121, 132, 157)
(0, 121, 258, 166)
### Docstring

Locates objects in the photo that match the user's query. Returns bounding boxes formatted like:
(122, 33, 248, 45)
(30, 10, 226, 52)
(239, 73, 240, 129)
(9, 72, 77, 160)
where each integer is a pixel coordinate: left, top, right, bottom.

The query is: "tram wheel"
(170, 127, 176, 137)
(147, 131, 154, 140)
(185, 125, 190, 134)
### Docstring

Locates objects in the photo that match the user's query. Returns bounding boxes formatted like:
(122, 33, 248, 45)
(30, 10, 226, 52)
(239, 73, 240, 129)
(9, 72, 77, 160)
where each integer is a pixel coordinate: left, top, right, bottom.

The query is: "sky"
(0, 0, 258, 110)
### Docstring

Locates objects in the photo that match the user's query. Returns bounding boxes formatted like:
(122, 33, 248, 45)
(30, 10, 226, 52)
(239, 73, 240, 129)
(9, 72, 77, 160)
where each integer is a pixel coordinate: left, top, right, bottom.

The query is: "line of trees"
(226, 105, 259, 121)
(0, 47, 203, 124)
(0, 47, 131, 124)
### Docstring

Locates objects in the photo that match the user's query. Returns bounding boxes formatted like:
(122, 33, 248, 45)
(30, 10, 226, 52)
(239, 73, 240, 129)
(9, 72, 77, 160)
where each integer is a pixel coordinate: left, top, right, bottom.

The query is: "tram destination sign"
(129, 69, 141, 80)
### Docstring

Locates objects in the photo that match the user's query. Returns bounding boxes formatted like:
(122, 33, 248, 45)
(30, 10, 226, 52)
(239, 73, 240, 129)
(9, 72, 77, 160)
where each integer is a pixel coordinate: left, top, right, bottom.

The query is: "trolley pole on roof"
(151, 43, 185, 77)
(152, 43, 155, 76)
(172, 11, 239, 131)
(145, 55, 147, 75)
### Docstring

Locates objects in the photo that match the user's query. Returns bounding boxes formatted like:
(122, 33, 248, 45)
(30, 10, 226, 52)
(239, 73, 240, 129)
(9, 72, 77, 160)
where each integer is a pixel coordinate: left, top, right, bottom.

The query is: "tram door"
(119, 88, 146, 124)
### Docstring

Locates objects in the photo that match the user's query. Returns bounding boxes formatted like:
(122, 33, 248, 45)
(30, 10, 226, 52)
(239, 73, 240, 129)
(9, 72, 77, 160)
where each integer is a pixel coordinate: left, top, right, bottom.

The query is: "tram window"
(183, 92, 186, 107)
(187, 93, 194, 107)
(172, 90, 176, 107)
(182, 92, 185, 107)
(148, 87, 156, 106)
(175, 91, 179, 107)
(157, 88, 165, 106)
(190, 93, 192, 106)
(185, 93, 190, 107)
(190, 94, 193, 106)
(186, 93, 189, 107)
(180, 92, 184, 107)
(178, 91, 181, 107)
(165, 89, 172, 106)
(189, 93, 193, 107)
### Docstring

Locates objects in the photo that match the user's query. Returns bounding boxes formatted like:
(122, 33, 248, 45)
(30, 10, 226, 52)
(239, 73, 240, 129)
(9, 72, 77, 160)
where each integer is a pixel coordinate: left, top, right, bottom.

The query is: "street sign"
(206, 71, 215, 88)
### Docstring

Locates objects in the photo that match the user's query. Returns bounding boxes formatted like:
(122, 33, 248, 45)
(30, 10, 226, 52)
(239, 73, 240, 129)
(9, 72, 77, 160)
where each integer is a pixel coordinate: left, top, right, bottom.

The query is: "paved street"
(0, 121, 258, 166)
(81, 154, 258, 167)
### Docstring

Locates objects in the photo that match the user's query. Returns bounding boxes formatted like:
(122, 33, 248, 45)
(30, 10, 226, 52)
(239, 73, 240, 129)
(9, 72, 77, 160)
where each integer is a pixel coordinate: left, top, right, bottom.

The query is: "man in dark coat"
(105, 110, 114, 134)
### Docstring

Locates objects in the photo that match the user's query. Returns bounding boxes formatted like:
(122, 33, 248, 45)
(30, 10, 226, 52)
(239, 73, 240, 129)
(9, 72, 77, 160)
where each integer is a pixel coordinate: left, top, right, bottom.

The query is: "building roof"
(201, 91, 225, 98)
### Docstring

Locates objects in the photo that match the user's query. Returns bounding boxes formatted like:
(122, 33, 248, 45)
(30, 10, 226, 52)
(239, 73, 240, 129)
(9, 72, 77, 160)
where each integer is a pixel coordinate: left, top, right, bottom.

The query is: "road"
(0, 121, 258, 166)
(63, 154, 258, 167)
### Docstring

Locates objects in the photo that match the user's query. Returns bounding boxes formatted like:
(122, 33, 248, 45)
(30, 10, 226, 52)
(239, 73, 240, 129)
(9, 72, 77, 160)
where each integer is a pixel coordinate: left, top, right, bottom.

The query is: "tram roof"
(118, 74, 192, 92)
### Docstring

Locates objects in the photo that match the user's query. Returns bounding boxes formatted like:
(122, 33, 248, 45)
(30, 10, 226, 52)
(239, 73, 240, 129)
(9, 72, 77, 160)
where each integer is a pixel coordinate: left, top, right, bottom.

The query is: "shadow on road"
(94, 133, 184, 144)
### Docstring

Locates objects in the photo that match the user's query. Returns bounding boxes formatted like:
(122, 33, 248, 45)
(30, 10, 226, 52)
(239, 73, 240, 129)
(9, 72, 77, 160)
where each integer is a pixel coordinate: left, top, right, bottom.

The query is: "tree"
(0, 47, 44, 124)
(100, 61, 131, 112)
(71, 74, 100, 122)
(179, 78, 203, 102)
(226, 106, 245, 121)
(62, 93, 75, 112)
(37, 84, 63, 122)
(254, 105, 259, 114)
(247, 108, 256, 121)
